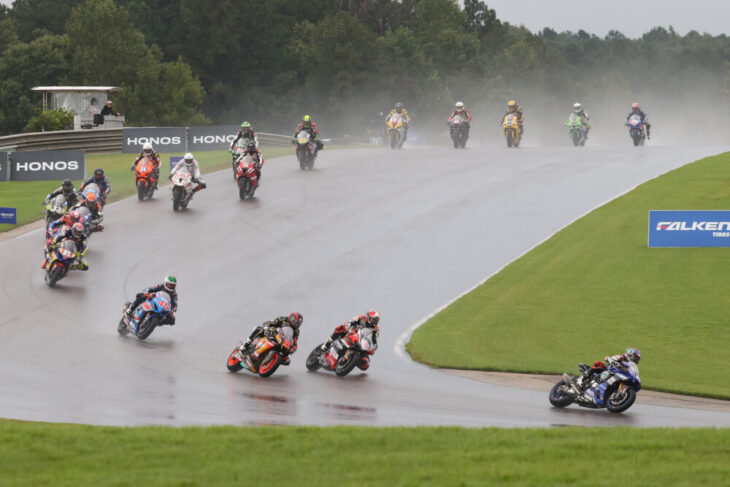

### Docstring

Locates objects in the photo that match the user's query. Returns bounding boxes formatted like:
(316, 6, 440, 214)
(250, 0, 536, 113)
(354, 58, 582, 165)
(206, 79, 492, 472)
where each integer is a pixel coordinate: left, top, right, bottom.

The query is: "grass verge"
(0, 147, 294, 232)
(1, 420, 728, 486)
(407, 151, 730, 399)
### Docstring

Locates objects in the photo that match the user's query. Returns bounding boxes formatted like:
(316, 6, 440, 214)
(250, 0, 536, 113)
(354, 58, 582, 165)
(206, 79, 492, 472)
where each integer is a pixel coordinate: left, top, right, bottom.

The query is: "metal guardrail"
(0, 128, 293, 154)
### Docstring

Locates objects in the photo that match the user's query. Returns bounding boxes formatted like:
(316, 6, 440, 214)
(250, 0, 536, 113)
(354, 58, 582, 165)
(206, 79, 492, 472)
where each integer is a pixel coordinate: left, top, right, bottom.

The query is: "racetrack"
(1, 144, 730, 427)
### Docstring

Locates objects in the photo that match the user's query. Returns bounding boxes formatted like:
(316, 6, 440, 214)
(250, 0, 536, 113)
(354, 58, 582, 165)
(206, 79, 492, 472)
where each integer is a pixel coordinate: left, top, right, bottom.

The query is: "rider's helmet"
(71, 222, 84, 239)
(86, 193, 97, 204)
(625, 348, 641, 363)
(69, 209, 81, 223)
(163, 275, 177, 292)
(241, 121, 252, 132)
(573, 102, 582, 113)
(93, 168, 104, 181)
(183, 153, 194, 169)
(142, 142, 153, 155)
(631, 102, 640, 111)
(302, 115, 312, 128)
(287, 312, 303, 329)
(365, 309, 380, 328)
(455, 101, 464, 111)
(395, 102, 404, 113)
(508, 100, 517, 111)
(246, 141, 257, 153)
(61, 178, 74, 195)
(591, 360, 605, 372)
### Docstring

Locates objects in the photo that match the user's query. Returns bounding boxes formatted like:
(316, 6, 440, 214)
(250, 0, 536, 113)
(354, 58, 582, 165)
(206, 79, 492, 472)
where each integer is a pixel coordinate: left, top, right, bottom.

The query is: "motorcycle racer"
(80, 168, 111, 205)
(230, 121, 259, 150)
(45, 179, 80, 208)
(580, 347, 641, 385)
(320, 310, 380, 354)
(626, 103, 651, 139)
(292, 115, 324, 152)
(124, 275, 178, 321)
(47, 209, 82, 237)
(240, 312, 303, 365)
(386, 103, 410, 141)
(42, 222, 88, 270)
(503, 100, 525, 135)
(170, 153, 206, 193)
(131, 142, 161, 189)
(236, 141, 264, 181)
(72, 193, 104, 231)
(572, 102, 591, 137)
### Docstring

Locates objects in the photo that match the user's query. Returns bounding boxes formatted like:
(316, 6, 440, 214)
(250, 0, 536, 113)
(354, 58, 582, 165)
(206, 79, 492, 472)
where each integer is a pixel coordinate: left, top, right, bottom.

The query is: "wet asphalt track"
(1, 144, 730, 427)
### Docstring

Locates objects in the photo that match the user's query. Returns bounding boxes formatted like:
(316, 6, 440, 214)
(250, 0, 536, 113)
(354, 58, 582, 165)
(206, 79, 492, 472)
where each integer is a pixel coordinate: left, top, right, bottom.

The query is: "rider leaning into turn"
(241, 312, 303, 365)
(448, 101, 472, 136)
(125, 275, 178, 320)
(170, 153, 207, 193)
(503, 100, 525, 134)
(626, 102, 651, 139)
(131, 142, 162, 189)
(581, 347, 641, 385)
(47, 209, 82, 237)
(572, 102, 591, 137)
(320, 310, 381, 356)
(42, 222, 89, 271)
(45, 179, 80, 208)
(293, 115, 325, 152)
(80, 168, 111, 205)
(386, 103, 410, 141)
(72, 192, 104, 230)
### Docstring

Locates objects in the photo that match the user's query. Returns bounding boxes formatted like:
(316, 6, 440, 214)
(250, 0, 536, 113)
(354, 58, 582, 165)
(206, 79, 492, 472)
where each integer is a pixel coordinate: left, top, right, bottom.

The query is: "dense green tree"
(9, 0, 84, 42)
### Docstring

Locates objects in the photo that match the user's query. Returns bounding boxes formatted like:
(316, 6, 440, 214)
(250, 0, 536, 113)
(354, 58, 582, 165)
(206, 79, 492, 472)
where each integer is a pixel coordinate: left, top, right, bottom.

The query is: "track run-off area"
(1, 144, 730, 427)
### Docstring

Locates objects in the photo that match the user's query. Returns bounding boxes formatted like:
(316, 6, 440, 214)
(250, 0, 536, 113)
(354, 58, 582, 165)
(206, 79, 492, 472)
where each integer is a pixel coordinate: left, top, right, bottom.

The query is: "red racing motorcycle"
(306, 327, 377, 377)
(234, 154, 259, 200)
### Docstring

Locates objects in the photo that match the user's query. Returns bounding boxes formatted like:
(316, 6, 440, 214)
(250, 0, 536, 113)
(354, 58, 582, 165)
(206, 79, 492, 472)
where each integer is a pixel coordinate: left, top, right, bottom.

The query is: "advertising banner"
(122, 127, 186, 153)
(649, 210, 730, 247)
(170, 156, 183, 171)
(188, 125, 239, 152)
(0, 207, 17, 224)
(10, 150, 86, 181)
(0, 152, 7, 181)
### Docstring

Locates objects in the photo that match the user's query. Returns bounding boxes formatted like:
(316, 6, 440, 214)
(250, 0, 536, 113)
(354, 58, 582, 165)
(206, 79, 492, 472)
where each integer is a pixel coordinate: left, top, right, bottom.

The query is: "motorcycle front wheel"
(227, 348, 244, 372)
(549, 380, 575, 408)
(606, 385, 637, 413)
(136, 315, 159, 340)
(137, 180, 147, 201)
(172, 187, 183, 211)
(335, 351, 359, 377)
(47, 264, 65, 288)
(257, 350, 282, 377)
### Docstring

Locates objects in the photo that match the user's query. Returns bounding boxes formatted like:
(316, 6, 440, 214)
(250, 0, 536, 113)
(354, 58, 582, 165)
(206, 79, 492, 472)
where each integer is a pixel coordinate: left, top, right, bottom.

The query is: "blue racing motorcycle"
(117, 291, 175, 340)
(549, 360, 641, 413)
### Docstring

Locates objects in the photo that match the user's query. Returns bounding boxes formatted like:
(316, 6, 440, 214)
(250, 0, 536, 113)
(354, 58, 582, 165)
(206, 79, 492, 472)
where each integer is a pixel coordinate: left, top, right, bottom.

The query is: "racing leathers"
(131, 152, 161, 189)
(293, 122, 324, 152)
(170, 159, 206, 193)
(575, 109, 591, 136)
(125, 284, 178, 323)
(230, 129, 259, 151)
(503, 106, 525, 134)
(241, 316, 300, 365)
(626, 109, 651, 138)
(43, 227, 88, 271)
(46, 185, 80, 208)
(321, 315, 380, 354)
(448, 108, 472, 138)
(80, 175, 111, 204)
(236, 147, 265, 181)
(72, 198, 104, 231)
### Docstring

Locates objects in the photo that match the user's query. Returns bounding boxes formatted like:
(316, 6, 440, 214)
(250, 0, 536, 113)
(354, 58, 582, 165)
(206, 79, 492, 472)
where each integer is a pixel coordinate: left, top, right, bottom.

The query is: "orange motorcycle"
(135, 157, 157, 201)
(226, 326, 296, 377)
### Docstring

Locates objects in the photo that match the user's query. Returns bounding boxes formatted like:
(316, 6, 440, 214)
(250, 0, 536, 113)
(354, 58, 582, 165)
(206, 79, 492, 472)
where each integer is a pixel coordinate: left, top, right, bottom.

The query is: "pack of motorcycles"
(38, 128, 644, 413)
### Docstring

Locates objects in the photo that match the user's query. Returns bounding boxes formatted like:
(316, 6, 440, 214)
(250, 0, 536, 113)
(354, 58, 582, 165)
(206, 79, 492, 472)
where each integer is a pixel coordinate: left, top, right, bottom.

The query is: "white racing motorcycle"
(171, 169, 195, 212)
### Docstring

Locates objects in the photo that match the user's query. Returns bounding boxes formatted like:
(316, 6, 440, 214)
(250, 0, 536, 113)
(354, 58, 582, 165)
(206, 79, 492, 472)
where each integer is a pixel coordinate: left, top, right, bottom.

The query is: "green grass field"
(0, 147, 294, 232)
(0, 420, 728, 486)
(408, 151, 730, 399)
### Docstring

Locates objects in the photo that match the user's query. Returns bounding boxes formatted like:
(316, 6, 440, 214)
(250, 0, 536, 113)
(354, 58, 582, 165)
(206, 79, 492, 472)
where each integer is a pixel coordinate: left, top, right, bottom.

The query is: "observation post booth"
(31, 86, 124, 130)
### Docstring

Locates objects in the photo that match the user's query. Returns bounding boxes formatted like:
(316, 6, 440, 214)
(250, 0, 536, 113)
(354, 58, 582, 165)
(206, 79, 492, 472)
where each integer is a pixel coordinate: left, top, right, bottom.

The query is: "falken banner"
(649, 210, 730, 247)
(0, 207, 16, 224)
(0, 152, 8, 181)
(188, 125, 239, 152)
(10, 150, 86, 181)
(122, 127, 186, 153)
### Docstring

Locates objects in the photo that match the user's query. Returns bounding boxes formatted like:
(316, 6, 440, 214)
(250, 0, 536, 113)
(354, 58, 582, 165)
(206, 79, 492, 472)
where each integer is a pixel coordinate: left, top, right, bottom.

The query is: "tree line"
(1, 0, 729, 138)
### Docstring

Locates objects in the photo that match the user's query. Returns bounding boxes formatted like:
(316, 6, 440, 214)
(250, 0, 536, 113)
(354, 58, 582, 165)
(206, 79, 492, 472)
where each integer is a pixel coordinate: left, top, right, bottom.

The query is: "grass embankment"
(408, 151, 730, 399)
(0, 147, 293, 232)
(1, 420, 728, 486)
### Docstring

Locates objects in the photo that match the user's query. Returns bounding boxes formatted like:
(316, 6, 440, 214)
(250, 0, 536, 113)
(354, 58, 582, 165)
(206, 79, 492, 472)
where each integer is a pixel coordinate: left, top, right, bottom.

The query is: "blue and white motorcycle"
(549, 360, 641, 413)
(117, 291, 175, 340)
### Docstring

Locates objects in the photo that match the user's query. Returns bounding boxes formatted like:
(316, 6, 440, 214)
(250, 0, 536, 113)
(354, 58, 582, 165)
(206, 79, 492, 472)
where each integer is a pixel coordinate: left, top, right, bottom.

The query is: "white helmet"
(455, 101, 464, 110)
(142, 142, 153, 155)
(573, 102, 582, 113)
(183, 152, 194, 167)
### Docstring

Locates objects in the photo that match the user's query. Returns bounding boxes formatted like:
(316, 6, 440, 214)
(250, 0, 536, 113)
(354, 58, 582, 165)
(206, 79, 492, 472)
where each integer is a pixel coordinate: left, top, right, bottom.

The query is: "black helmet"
(246, 141, 257, 152)
(287, 312, 303, 329)
(93, 168, 104, 180)
(62, 179, 73, 193)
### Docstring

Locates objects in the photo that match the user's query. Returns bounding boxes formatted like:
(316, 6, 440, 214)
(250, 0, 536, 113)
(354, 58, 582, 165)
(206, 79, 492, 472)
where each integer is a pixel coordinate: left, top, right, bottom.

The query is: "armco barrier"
(0, 127, 291, 155)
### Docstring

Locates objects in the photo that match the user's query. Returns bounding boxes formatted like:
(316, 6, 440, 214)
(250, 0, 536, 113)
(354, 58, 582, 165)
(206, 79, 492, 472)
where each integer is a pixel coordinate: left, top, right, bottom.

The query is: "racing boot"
(320, 338, 333, 352)
(281, 356, 291, 366)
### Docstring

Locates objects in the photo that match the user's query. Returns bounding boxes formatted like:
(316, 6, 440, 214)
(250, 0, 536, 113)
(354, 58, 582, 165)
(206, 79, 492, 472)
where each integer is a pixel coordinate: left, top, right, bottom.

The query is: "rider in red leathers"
(320, 310, 380, 370)
(237, 141, 264, 182)
(448, 101, 472, 142)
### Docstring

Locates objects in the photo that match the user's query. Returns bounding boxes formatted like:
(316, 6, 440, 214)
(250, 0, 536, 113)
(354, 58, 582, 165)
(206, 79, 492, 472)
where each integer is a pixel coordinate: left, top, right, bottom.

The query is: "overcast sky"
(482, 0, 730, 38)
(1, 0, 729, 39)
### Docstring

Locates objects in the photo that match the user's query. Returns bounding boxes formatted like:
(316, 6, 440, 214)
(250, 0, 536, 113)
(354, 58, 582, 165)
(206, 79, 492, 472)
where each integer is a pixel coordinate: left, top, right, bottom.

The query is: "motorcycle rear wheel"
(227, 348, 244, 372)
(549, 380, 575, 408)
(257, 350, 282, 377)
(306, 345, 324, 371)
(335, 351, 359, 377)
(606, 386, 637, 413)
